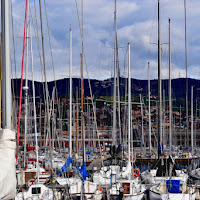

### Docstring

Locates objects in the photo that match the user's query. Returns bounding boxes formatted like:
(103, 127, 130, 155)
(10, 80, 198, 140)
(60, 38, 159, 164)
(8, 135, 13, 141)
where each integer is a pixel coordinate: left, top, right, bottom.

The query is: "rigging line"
(9, 44, 15, 130)
(33, 0, 48, 132)
(123, 45, 128, 72)
(16, 0, 28, 163)
(31, 0, 47, 138)
(43, 0, 62, 137)
(33, 0, 45, 84)
(74, 0, 101, 154)
(38, 0, 54, 178)
(74, 0, 109, 191)
(30, 1, 46, 98)
(43, 0, 57, 91)
(10, 0, 18, 129)
(148, 1, 157, 53)
(38, 0, 50, 114)
(10, 0, 17, 79)
(122, 47, 128, 144)
(44, 0, 60, 137)
(184, 0, 189, 155)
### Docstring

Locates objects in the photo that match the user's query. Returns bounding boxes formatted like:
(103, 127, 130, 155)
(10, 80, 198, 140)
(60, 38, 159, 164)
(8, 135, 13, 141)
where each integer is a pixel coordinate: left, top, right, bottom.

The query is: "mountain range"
(12, 77, 200, 111)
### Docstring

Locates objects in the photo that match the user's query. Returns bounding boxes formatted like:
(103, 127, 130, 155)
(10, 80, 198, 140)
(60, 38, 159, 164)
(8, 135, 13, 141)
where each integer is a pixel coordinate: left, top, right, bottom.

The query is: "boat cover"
(61, 157, 72, 171)
(152, 156, 178, 177)
(79, 161, 87, 180)
(166, 180, 180, 193)
(0, 129, 16, 199)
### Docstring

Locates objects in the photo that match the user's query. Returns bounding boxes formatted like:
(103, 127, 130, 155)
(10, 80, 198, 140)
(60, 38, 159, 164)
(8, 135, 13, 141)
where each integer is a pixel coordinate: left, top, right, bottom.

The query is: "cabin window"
(32, 187, 41, 194)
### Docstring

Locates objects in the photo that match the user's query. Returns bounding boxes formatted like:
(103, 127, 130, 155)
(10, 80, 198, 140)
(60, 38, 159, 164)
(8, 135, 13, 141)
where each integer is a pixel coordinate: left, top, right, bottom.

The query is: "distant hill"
(12, 77, 200, 110)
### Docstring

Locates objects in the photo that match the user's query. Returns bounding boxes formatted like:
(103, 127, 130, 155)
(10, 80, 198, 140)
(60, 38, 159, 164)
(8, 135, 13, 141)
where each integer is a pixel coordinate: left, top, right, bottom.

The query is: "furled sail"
(0, 129, 16, 199)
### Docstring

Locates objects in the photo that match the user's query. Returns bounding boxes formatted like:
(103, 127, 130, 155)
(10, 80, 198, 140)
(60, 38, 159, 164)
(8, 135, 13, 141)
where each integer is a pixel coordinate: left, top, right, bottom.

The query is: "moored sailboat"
(0, 0, 16, 199)
(141, 1, 194, 199)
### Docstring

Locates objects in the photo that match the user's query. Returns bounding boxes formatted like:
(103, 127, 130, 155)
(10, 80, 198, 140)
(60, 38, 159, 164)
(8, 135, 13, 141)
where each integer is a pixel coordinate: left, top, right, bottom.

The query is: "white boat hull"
(149, 180, 196, 200)
(70, 181, 102, 200)
(15, 184, 53, 200)
(161, 193, 196, 200)
(123, 193, 145, 200)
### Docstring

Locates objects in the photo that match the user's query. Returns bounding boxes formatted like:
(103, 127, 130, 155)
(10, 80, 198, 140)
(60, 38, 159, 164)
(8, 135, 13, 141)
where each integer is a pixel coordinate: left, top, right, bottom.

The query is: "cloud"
(189, 65, 200, 79)
(10, 0, 200, 82)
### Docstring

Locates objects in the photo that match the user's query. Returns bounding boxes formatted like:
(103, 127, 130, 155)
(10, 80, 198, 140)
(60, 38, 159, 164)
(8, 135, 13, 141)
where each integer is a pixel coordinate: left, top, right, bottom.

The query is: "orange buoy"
(131, 168, 140, 177)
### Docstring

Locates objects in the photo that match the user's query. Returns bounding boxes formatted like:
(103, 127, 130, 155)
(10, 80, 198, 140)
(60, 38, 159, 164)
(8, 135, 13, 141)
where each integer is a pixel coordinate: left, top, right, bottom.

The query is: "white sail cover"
(0, 129, 16, 199)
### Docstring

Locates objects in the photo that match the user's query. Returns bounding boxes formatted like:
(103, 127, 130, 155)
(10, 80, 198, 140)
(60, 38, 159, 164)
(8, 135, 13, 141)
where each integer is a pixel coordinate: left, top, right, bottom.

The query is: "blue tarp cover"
(166, 180, 180, 193)
(61, 157, 72, 172)
(79, 161, 87, 180)
(57, 157, 73, 176)
(56, 157, 88, 180)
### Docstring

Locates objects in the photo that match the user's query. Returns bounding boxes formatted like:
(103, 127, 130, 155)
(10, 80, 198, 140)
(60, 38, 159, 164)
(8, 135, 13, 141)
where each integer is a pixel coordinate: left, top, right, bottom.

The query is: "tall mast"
(81, 53, 85, 162)
(148, 62, 151, 153)
(69, 28, 72, 158)
(116, 38, 121, 144)
(163, 89, 165, 146)
(184, 0, 189, 149)
(158, 0, 163, 157)
(128, 43, 131, 164)
(39, 0, 52, 173)
(168, 18, 172, 155)
(117, 61, 121, 144)
(180, 105, 182, 144)
(0, 33, 2, 127)
(87, 98, 91, 148)
(30, 12, 39, 182)
(81, 0, 85, 163)
(24, 0, 29, 167)
(76, 87, 78, 155)
(1, 0, 11, 129)
(195, 100, 197, 148)
(112, 0, 117, 146)
(191, 86, 194, 156)
(82, 0, 83, 54)
(140, 94, 144, 147)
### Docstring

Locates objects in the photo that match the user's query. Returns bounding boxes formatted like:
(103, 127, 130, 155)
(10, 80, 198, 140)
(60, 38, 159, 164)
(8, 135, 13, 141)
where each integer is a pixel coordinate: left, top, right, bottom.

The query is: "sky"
(9, 0, 200, 81)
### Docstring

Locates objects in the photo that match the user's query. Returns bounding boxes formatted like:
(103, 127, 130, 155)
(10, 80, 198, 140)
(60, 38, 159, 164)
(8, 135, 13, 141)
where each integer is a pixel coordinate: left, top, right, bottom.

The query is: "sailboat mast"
(81, 0, 83, 84)
(128, 43, 131, 163)
(1, 0, 11, 129)
(117, 63, 121, 144)
(140, 94, 144, 147)
(195, 100, 197, 148)
(148, 62, 151, 153)
(158, 0, 163, 157)
(30, 13, 39, 182)
(0, 34, 1, 127)
(24, 0, 29, 167)
(169, 18, 172, 155)
(81, 53, 85, 162)
(191, 86, 194, 155)
(39, 0, 52, 174)
(112, 0, 117, 146)
(184, 0, 189, 149)
(163, 89, 165, 146)
(76, 87, 78, 155)
(69, 28, 72, 158)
